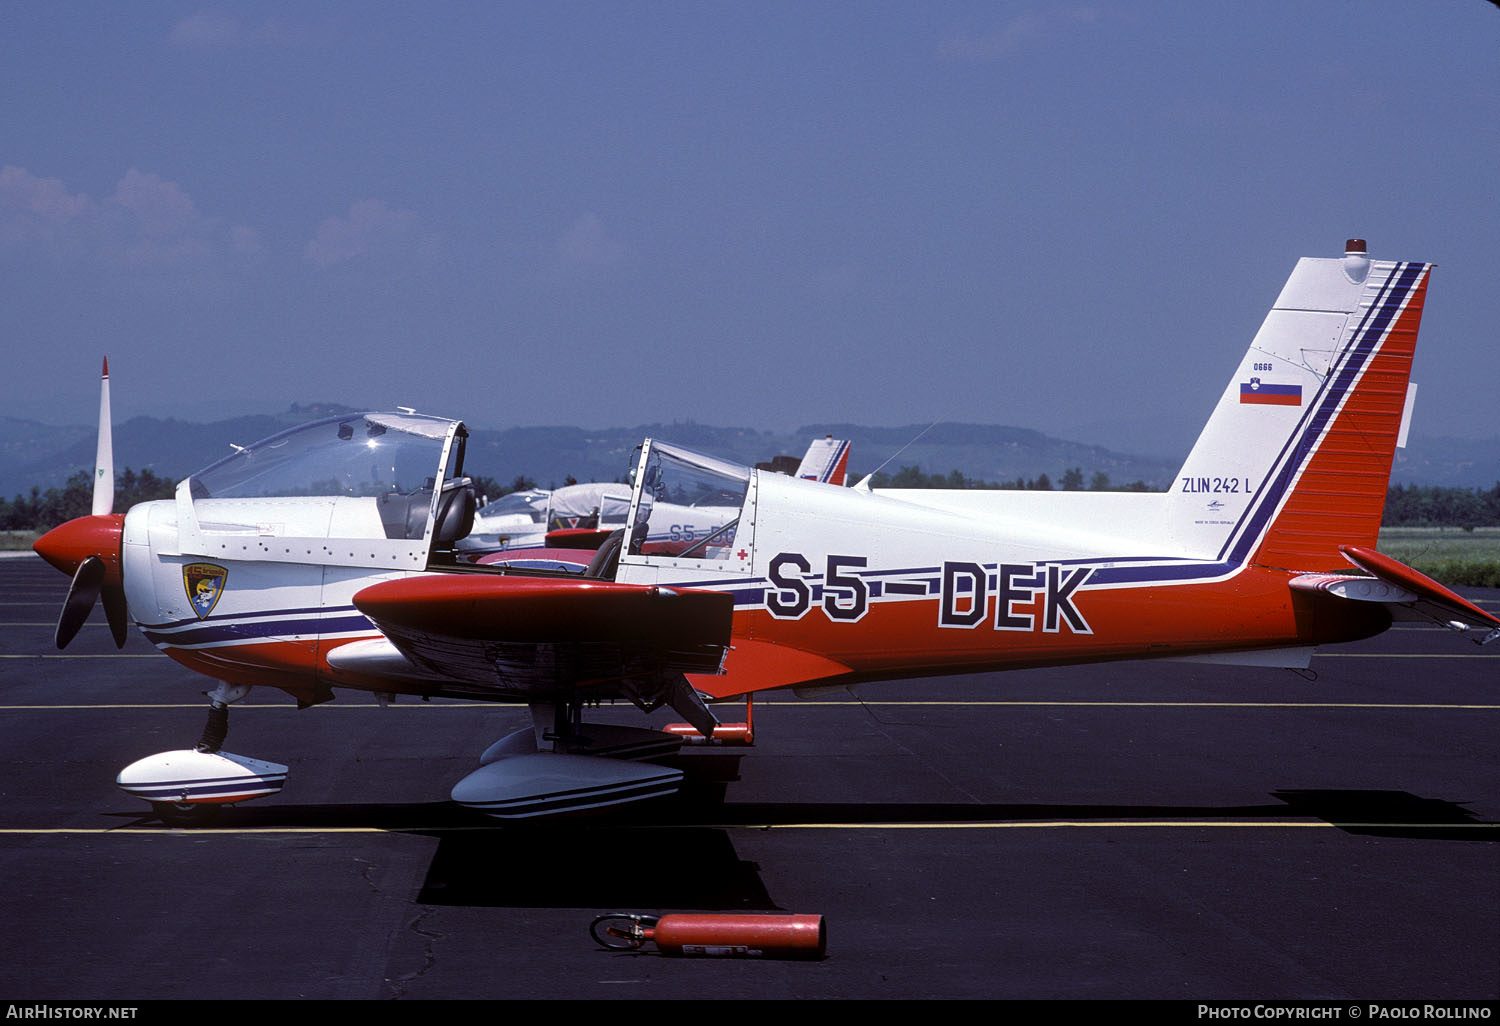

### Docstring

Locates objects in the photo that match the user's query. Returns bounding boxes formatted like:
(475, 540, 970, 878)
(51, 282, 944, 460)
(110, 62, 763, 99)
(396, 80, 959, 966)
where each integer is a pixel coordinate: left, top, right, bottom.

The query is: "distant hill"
(1389, 436, 1500, 489)
(797, 423, 1173, 490)
(2, 406, 1494, 500)
(0, 405, 360, 499)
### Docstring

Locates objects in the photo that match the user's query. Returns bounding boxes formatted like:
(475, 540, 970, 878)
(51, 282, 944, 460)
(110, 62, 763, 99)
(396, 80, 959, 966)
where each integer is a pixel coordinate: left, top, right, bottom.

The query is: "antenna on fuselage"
(852, 421, 941, 492)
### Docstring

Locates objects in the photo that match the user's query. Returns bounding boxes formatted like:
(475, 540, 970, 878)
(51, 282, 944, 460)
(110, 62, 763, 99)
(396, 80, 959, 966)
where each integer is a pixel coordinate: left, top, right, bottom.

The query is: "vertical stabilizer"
(1167, 243, 1431, 569)
(796, 436, 851, 486)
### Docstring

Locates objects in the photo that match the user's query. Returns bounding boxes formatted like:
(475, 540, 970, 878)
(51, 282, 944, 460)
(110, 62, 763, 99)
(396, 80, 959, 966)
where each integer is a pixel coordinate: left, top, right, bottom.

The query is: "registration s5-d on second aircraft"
(33, 240, 1499, 822)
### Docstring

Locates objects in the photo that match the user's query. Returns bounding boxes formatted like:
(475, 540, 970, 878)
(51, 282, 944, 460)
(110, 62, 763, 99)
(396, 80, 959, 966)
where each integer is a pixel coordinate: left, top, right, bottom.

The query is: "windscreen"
(629, 442, 750, 561)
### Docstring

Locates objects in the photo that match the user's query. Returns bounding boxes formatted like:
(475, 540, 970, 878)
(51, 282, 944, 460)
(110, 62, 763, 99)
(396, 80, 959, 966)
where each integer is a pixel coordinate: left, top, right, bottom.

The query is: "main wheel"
(152, 801, 222, 827)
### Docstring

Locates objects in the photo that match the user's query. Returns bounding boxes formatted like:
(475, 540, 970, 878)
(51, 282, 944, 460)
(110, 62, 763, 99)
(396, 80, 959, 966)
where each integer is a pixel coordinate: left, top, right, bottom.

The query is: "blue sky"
(3, 2, 1496, 457)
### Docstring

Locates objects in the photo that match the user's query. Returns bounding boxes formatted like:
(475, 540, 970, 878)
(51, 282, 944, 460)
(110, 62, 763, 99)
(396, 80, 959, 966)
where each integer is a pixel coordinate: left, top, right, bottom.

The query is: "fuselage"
(106, 450, 1384, 706)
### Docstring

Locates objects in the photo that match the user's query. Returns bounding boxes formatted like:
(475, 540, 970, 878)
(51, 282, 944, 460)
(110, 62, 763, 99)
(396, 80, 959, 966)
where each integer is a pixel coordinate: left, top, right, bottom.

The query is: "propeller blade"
(92, 357, 113, 516)
(56, 555, 105, 650)
(102, 582, 129, 649)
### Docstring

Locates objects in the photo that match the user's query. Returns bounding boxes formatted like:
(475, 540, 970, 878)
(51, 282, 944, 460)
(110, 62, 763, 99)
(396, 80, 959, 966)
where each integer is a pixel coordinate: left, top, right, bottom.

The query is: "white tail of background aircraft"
(795, 435, 851, 486)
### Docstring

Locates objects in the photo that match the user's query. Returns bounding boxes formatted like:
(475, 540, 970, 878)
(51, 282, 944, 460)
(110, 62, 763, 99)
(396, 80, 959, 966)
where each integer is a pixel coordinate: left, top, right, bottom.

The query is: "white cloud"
(0, 165, 91, 223)
(553, 212, 627, 271)
(0, 165, 259, 271)
(938, 7, 1101, 61)
(168, 9, 312, 50)
(111, 169, 200, 239)
(0, 166, 94, 255)
(304, 199, 439, 269)
(168, 10, 243, 49)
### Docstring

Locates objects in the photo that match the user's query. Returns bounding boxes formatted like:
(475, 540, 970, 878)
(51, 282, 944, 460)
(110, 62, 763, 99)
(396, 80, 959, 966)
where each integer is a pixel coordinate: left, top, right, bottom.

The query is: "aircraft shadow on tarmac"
(412, 788, 1496, 910)
(101, 786, 1494, 910)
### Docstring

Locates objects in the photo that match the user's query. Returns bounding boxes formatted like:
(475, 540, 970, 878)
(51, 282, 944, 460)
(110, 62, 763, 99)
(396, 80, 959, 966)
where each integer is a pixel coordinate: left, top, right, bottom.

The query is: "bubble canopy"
(189, 412, 461, 500)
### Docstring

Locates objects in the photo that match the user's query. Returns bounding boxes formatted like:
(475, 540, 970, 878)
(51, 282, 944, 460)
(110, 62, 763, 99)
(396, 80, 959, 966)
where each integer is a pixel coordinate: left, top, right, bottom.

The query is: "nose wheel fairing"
(117, 750, 288, 809)
(116, 682, 287, 822)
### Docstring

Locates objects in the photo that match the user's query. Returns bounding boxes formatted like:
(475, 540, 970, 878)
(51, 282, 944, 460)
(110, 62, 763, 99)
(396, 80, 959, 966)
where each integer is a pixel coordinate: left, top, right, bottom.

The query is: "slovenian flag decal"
(1239, 378, 1301, 406)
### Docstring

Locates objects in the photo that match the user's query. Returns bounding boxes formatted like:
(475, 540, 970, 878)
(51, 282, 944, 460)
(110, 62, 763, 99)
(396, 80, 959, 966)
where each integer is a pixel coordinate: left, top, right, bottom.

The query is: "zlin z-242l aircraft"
(34, 240, 1499, 823)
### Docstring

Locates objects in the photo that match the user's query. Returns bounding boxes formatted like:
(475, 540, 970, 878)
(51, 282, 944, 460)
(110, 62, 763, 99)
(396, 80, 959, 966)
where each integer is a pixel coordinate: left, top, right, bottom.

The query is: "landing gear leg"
(194, 682, 251, 754)
(525, 699, 585, 752)
(154, 683, 252, 821)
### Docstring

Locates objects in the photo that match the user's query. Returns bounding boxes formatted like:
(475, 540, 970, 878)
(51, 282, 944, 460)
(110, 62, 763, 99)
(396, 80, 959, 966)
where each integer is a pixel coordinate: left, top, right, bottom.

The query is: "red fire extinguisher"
(591, 912, 826, 959)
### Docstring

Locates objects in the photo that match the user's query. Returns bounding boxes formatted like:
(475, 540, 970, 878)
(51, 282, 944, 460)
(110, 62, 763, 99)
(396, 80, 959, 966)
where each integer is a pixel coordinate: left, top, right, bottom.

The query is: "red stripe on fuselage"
(699, 568, 1388, 696)
(163, 636, 350, 704)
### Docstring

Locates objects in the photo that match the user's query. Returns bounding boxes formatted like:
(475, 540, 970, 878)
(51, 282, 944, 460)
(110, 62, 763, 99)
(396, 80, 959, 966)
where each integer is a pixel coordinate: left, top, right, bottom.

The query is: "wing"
(348, 574, 734, 703)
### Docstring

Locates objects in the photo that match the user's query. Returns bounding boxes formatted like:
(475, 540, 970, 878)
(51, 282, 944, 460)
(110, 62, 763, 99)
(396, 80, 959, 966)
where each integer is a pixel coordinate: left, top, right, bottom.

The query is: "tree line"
(1383, 482, 1500, 529)
(867, 465, 1156, 492)
(5, 467, 1498, 532)
(1, 469, 177, 531)
(868, 466, 1500, 528)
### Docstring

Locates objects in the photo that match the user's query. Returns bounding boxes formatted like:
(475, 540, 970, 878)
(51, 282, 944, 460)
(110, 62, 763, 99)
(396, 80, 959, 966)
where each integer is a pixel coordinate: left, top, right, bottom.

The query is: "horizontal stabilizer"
(1341, 545, 1500, 634)
(1291, 545, 1499, 638)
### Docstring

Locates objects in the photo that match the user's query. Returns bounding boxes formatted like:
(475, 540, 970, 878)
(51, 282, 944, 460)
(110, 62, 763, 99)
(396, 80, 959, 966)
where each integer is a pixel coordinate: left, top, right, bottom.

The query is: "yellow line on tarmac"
(702, 820, 1500, 832)
(0, 827, 417, 836)
(0, 702, 486, 710)
(1, 699, 1497, 710)
(1, 820, 1495, 836)
(762, 700, 1500, 709)
(0, 654, 160, 659)
(1318, 652, 1496, 658)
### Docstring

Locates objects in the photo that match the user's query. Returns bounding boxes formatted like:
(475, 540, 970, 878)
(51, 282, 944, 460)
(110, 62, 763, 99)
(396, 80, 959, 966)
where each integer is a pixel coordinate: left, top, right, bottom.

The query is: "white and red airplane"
(34, 241, 1498, 822)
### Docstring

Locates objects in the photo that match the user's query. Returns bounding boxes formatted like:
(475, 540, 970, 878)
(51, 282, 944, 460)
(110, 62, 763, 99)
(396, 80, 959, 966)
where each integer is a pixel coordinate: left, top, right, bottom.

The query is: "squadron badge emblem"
(183, 562, 228, 619)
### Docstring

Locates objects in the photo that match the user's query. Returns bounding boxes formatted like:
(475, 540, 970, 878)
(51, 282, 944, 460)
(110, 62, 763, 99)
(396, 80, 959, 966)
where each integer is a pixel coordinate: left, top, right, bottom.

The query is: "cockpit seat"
(434, 478, 476, 544)
(378, 489, 429, 541)
(584, 528, 625, 580)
